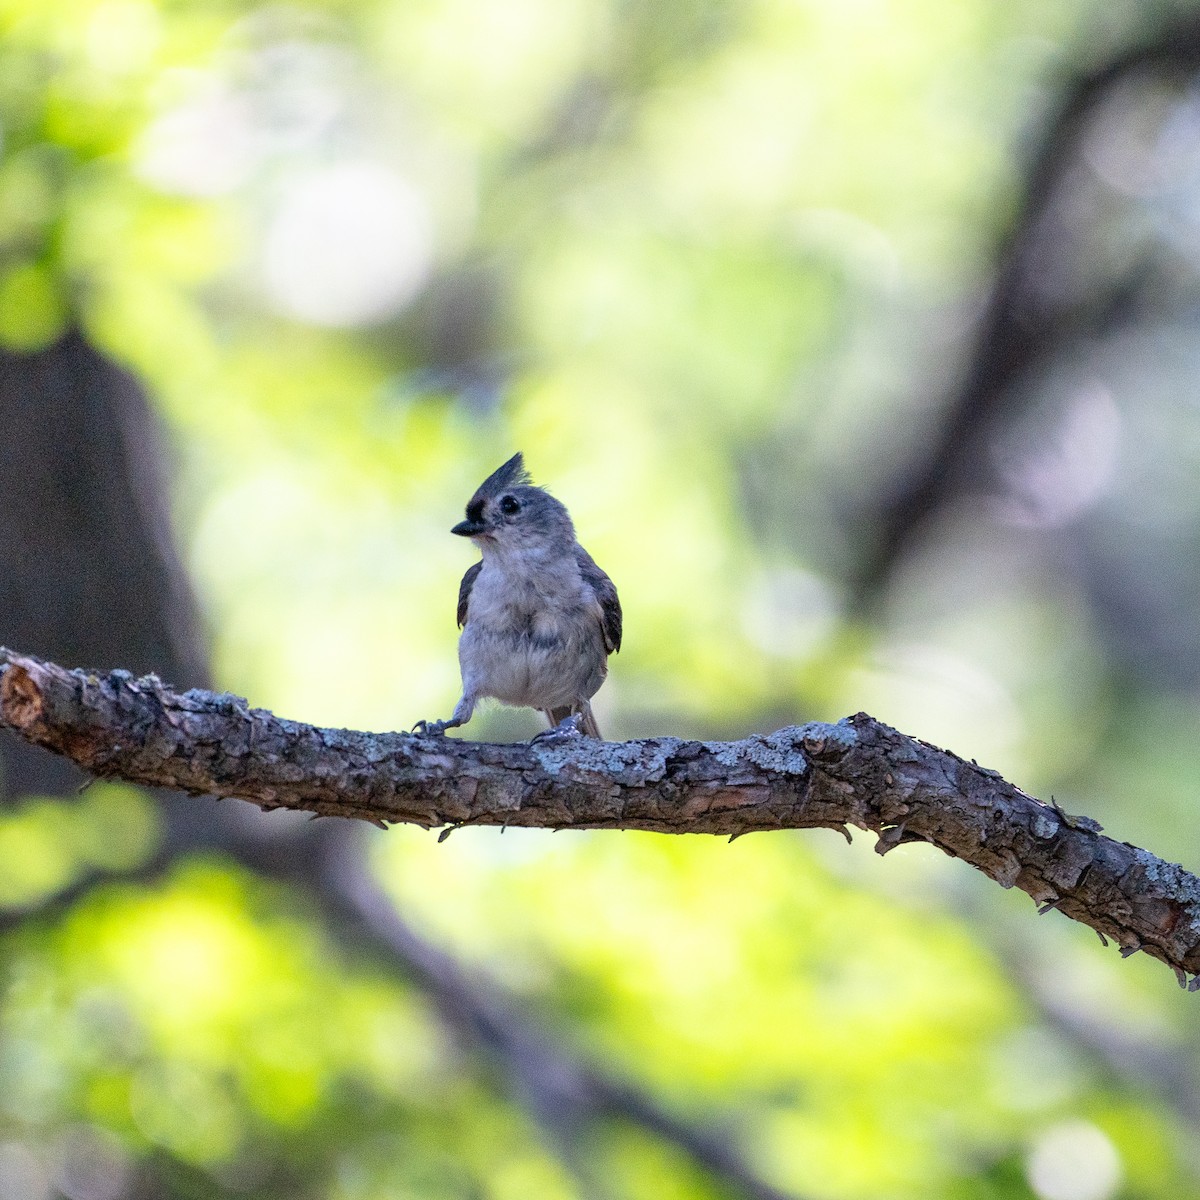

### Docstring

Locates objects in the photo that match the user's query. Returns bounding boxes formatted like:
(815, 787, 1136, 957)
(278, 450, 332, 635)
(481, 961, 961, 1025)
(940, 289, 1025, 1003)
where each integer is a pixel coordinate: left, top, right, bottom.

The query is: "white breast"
(458, 552, 607, 709)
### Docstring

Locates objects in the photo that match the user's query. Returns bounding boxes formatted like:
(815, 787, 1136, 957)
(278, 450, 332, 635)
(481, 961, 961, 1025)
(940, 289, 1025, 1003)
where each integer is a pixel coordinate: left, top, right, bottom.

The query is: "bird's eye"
(499, 495, 520, 516)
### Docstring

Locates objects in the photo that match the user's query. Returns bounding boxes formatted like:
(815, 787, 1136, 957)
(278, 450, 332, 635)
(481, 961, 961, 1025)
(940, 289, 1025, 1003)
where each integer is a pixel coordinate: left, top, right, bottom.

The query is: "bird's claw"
(412, 719, 450, 736)
(532, 713, 584, 743)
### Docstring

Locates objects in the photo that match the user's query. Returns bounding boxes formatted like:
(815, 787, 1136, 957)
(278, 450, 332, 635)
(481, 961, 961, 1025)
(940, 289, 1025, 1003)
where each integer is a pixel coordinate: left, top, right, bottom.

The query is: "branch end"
(0, 659, 46, 731)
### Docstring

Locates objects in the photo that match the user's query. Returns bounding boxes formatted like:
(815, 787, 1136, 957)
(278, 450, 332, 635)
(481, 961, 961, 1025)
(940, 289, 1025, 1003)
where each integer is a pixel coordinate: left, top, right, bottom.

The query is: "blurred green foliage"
(3, 0, 1200, 1196)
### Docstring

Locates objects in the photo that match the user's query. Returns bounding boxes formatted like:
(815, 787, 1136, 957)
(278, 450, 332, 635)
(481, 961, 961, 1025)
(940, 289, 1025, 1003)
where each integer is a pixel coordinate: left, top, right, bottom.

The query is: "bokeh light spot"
(1026, 1120, 1122, 1200)
(262, 162, 433, 325)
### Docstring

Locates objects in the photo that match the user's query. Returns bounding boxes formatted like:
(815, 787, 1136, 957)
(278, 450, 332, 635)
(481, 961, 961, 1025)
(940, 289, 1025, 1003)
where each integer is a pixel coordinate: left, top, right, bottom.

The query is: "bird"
(414, 453, 621, 739)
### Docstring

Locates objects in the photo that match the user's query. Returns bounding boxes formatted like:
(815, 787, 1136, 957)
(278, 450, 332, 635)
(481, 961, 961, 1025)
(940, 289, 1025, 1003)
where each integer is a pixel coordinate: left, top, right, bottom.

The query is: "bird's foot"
(532, 713, 584, 743)
(412, 718, 455, 736)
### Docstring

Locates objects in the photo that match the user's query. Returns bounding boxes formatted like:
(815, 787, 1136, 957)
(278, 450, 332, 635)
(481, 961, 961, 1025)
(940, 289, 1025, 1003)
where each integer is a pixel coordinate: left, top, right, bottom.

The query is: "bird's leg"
(413, 693, 476, 736)
(532, 711, 584, 742)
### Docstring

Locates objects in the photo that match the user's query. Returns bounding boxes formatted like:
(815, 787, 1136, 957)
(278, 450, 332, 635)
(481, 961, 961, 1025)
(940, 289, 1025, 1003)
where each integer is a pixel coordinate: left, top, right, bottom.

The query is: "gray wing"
(457, 560, 483, 628)
(575, 546, 622, 654)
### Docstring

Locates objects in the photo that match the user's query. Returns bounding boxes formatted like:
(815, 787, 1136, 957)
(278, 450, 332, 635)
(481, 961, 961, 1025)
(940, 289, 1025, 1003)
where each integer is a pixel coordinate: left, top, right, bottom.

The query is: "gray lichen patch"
(827, 718, 862, 750)
(701, 740, 753, 770)
(1031, 809, 1060, 840)
(745, 731, 811, 776)
(699, 728, 814, 777)
(1131, 846, 1200, 911)
(531, 735, 685, 784)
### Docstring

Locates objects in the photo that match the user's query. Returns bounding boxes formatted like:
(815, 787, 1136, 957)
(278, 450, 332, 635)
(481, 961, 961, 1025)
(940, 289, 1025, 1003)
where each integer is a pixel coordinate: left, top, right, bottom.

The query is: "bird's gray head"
(451, 453, 575, 558)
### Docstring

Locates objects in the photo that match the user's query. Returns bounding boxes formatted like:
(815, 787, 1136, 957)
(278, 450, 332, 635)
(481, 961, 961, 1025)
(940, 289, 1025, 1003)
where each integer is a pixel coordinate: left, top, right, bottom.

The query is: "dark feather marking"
(575, 546, 622, 653)
(457, 560, 482, 628)
(475, 452, 532, 498)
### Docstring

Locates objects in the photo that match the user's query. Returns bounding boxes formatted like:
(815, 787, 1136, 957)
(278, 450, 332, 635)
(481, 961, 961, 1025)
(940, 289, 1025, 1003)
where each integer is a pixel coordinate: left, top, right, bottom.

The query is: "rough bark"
(3, 649, 1199, 986)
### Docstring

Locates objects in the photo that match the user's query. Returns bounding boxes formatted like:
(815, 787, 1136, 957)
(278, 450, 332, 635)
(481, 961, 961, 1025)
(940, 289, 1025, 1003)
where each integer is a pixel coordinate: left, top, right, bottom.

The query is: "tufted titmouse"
(414, 453, 622, 739)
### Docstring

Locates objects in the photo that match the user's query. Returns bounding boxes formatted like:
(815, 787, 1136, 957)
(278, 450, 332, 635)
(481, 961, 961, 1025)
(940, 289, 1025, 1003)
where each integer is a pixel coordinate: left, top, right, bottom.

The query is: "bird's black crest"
(476, 452, 532, 497)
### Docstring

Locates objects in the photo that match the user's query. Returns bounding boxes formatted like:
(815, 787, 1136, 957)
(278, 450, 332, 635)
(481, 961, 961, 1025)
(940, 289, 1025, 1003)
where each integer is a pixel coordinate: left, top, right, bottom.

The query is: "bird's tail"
(543, 703, 602, 739)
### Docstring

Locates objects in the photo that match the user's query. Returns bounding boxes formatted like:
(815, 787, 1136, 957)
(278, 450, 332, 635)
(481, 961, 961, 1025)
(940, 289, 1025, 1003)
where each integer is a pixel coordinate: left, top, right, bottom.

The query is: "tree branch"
(3, 649, 1199, 985)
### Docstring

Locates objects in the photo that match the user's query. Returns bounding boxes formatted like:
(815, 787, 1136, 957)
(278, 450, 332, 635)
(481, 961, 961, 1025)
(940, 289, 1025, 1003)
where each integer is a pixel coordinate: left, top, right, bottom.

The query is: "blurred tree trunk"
(0, 328, 208, 800)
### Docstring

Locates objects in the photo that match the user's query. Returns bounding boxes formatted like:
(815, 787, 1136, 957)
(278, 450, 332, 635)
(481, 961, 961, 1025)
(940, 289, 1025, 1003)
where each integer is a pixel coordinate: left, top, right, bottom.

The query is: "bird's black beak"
(451, 518, 486, 537)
